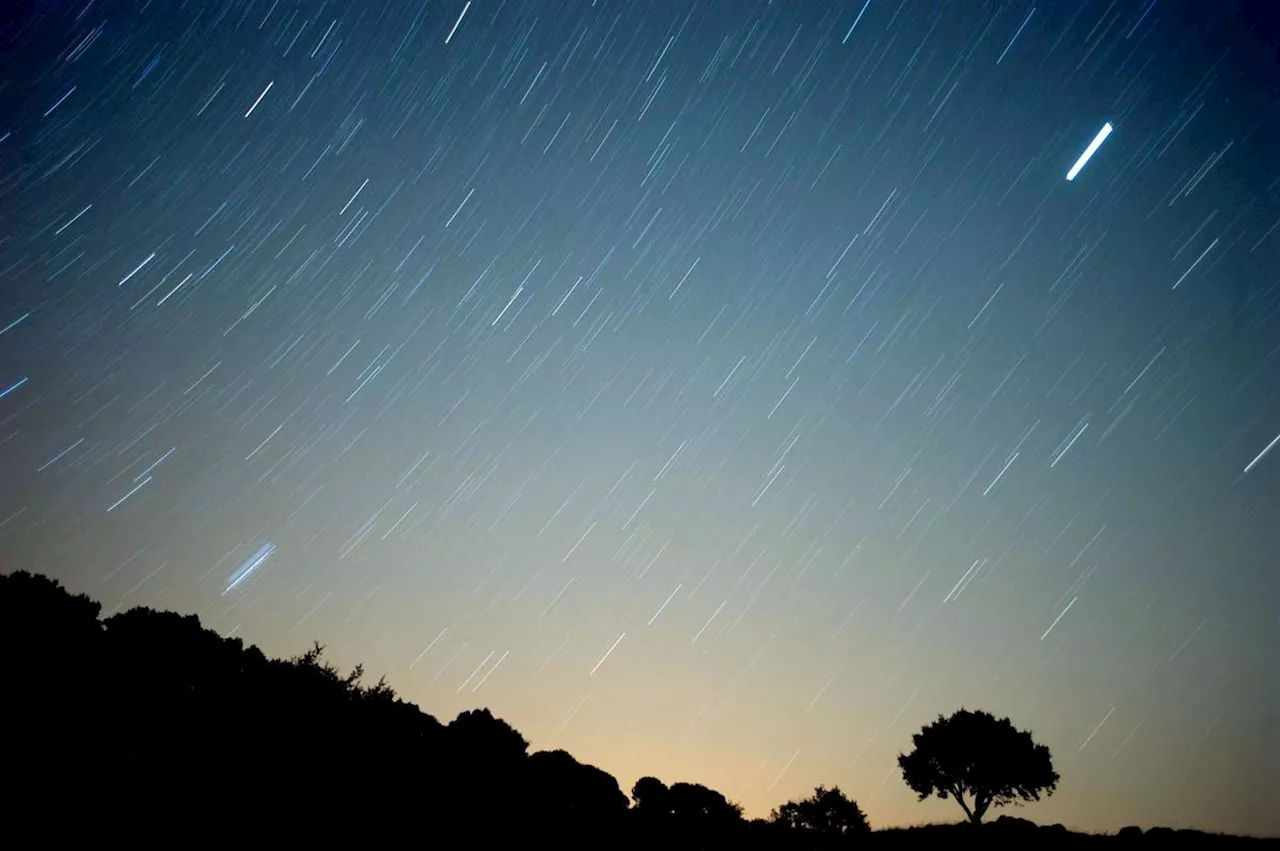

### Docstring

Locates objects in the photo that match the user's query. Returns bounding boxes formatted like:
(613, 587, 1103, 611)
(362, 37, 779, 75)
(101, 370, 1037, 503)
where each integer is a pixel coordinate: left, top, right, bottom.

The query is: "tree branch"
(949, 784, 975, 823)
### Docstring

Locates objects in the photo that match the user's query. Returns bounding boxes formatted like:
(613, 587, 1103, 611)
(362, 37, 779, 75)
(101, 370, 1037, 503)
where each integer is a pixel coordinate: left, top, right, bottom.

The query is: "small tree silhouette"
(667, 781, 744, 824)
(632, 776, 671, 813)
(771, 784, 870, 837)
(897, 708, 1058, 824)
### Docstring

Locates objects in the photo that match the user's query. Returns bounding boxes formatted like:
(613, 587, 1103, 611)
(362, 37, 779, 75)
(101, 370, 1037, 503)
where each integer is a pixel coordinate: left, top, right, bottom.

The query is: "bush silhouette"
(897, 708, 1059, 824)
(668, 780, 746, 824)
(771, 784, 871, 840)
(525, 749, 629, 831)
(633, 774, 673, 814)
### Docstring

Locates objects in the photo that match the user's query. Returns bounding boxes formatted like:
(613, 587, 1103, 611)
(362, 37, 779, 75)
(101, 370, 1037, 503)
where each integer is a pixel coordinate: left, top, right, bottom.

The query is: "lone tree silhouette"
(897, 708, 1058, 825)
(770, 784, 870, 837)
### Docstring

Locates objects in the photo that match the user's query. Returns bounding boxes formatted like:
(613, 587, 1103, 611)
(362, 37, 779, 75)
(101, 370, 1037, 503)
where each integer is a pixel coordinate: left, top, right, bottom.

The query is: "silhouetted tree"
(897, 708, 1059, 824)
(525, 749, 629, 830)
(668, 781, 745, 824)
(632, 775, 673, 815)
(101, 606, 244, 845)
(771, 785, 870, 838)
(243, 637, 459, 844)
(447, 706, 530, 766)
(0, 571, 107, 846)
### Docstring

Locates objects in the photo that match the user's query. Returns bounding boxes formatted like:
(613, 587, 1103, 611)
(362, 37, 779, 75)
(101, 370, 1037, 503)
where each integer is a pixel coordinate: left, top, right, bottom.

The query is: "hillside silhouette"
(0, 570, 1273, 850)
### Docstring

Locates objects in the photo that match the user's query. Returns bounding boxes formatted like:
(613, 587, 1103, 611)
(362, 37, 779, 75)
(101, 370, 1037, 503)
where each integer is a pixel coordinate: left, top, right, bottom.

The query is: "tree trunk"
(952, 789, 975, 824)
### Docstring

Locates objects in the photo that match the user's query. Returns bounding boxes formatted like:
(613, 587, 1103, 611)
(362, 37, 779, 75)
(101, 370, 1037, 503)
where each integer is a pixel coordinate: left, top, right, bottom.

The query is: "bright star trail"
(1066, 122, 1114, 182)
(1, 0, 1277, 837)
(224, 542, 278, 595)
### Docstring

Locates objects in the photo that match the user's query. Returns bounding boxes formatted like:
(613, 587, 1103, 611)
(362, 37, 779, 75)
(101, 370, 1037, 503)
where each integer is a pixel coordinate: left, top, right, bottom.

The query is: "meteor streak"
(1066, 122, 1113, 181)
(224, 542, 276, 594)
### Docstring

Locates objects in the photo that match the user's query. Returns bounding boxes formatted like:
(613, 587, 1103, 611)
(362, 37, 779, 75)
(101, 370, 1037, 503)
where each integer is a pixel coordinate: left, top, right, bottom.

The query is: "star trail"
(1, 0, 1277, 836)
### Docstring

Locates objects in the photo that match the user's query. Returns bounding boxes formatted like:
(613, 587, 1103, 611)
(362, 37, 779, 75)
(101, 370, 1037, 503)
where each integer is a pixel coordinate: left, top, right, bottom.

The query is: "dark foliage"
(1, 571, 1273, 851)
(898, 707, 1059, 824)
(525, 749, 630, 834)
(771, 784, 871, 843)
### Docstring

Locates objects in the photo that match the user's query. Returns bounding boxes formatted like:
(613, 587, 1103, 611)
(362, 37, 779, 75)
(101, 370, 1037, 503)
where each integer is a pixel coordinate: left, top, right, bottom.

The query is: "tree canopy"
(0, 570, 756, 849)
(771, 784, 871, 837)
(897, 708, 1059, 824)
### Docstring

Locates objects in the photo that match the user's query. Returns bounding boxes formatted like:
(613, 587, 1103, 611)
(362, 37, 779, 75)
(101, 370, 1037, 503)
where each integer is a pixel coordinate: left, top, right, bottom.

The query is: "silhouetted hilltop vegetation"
(1, 570, 1274, 849)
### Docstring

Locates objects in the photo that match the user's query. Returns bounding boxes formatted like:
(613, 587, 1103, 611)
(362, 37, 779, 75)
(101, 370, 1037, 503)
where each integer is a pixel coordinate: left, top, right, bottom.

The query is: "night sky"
(3, 0, 1278, 836)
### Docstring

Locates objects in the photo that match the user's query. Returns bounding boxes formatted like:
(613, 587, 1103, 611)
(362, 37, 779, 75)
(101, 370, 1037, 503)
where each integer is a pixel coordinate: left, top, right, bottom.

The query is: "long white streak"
(157, 273, 194, 306)
(805, 674, 836, 713)
(327, 340, 360, 375)
(1066, 122, 1113, 181)
(996, 8, 1035, 65)
(982, 452, 1019, 495)
(492, 285, 523, 326)
(647, 583, 682, 625)
(55, 204, 92, 235)
(1040, 596, 1077, 640)
(44, 86, 76, 117)
(340, 178, 369, 215)
(0, 313, 30, 336)
(107, 476, 151, 512)
(553, 694, 590, 739)
(1050, 422, 1088, 467)
(540, 578, 574, 618)
(456, 651, 494, 692)
(655, 440, 688, 480)
(197, 81, 225, 116)
(224, 543, 276, 593)
(715, 355, 746, 397)
(1172, 238, 1218, 290)
(117, 253, 156, 286)
(897, 570, 930, 612)
(943, 559, 982, 604)
(589, 632, 625, 676)
(552, 276, 583, 316)
(1078, 705, 1116, 752)
(0, 377, 29, 399)
(751, 464, 784, 506)
(1110, 719, 1145, 760)
(409, 628, 448, 669)
(827, 234, 858, 278)
(445, 1, 471, 44)
(623, 488, 655, 528)
(692, 601, 726, 643)
(767, 377, 799, 419)
(38, 438, 85, 471)
(472, 650, 510, 691)
(446, 187, 474, 227)
(245, 81, 273, 117)
(669, 257, 700, 298)
(562, 521, 596, 561)
(842, 0, 872, 43)
(135, 447, 176, 481)
(968, 281, 1004, 329)
(1244, 432, 1280, 474)
(245, 422, 284, 461)
(767, 749, 802, 792)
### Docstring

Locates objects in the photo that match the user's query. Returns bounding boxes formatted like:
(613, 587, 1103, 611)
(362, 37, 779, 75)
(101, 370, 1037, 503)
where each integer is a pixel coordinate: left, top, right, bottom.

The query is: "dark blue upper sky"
(1, 0, 1277, 834)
